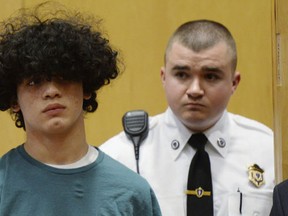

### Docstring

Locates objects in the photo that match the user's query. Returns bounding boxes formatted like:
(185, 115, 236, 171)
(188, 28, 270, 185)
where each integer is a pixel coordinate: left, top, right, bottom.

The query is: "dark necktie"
(187, 133, 213, 216)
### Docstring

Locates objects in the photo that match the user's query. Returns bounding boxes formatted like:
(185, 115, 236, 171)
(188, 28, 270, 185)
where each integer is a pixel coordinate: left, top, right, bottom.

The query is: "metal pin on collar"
(171, 140, 180, 150)
(217, 138, 226, 148)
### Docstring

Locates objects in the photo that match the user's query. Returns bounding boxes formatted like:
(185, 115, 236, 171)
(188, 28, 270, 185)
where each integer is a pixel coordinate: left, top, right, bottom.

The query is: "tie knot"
(188, 133, 207, 150)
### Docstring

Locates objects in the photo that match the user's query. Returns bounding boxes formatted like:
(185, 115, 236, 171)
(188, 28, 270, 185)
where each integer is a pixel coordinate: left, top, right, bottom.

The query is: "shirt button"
(253, 212, 260, 216)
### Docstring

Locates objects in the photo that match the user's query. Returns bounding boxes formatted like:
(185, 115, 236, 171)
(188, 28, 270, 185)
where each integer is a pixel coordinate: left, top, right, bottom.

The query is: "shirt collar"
(205, 110, 230, 158)
(164, 108, 230, 160)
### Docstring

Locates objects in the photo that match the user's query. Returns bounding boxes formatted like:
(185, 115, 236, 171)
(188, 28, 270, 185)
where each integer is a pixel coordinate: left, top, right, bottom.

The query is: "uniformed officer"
(100, 19, 274, 216)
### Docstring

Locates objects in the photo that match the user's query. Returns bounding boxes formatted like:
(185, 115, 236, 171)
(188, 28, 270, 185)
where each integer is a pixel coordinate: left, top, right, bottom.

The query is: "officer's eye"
(175, 71, 189, 80)
(206, 73, 219, 80)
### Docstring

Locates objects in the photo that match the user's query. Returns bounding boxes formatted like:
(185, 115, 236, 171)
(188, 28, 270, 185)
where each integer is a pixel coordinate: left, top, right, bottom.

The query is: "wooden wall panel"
(274, 0, 288, 182)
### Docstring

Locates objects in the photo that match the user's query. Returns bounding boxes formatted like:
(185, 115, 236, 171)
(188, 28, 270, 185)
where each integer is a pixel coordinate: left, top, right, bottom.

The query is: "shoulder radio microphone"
(122, 110, 149, 174)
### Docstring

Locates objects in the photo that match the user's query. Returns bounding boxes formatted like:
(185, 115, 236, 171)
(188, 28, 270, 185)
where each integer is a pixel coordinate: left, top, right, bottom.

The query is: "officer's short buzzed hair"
(165, 19, 237, 71)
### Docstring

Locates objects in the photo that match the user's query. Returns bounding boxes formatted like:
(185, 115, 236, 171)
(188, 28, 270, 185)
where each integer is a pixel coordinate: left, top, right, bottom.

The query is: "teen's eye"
(55, 76, 64, 82)
(27, 80, 35, 86)
(26, 78, 42, 86)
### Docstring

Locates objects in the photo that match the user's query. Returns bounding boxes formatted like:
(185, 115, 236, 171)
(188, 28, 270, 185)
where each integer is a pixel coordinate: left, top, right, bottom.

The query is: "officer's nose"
(186, 78, 204, 98)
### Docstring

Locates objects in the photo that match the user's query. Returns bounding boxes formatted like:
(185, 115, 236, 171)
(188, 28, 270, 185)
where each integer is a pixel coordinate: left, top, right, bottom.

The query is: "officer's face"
(161, 41, 240, 132)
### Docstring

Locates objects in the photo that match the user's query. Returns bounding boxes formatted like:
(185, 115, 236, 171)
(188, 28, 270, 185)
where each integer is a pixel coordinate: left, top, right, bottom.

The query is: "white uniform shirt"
(100, 108, 274, 216)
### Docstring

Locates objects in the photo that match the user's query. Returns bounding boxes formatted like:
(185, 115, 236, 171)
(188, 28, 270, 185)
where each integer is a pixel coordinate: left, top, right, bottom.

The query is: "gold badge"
(248, 164, 265, 188)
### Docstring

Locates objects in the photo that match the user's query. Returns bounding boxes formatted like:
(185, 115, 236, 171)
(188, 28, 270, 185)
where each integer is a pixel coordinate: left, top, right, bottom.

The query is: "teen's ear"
(11, 103, 20, 113)
(10, 96, 20, 112)
(84, 93, 91, 100)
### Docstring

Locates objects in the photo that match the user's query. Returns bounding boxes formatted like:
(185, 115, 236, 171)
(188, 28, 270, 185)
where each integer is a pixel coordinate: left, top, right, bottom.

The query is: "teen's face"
(161, 41, 240, 132)
(14, 78, 88, 135)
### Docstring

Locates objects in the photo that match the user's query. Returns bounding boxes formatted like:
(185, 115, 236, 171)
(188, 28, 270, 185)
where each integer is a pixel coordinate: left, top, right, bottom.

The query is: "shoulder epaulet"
(230, 113, 273, 136)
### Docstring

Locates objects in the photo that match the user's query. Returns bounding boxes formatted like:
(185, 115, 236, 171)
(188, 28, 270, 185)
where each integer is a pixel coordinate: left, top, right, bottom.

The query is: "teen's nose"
(42, 81, 61, 99)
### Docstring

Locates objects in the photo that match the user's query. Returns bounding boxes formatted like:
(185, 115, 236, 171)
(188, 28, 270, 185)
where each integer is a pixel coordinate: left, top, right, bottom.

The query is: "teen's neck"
(24, 126, 89, 165)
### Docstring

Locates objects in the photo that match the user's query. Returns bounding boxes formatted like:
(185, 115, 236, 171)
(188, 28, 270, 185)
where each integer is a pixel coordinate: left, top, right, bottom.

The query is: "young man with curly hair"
(0, 2, 161, 215)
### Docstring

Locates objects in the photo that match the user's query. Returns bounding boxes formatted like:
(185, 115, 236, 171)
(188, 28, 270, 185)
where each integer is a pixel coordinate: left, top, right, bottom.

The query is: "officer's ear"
(231, 71, 240, 93)
(160, 66, 166, 84)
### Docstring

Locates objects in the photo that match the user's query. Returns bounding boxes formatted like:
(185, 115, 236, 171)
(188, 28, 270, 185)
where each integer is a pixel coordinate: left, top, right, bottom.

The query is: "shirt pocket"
(228, 191, 272, 216)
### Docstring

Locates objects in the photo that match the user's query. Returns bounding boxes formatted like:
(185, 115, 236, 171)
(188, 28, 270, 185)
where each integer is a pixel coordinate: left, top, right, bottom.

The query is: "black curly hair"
(0, 2, 121, 129)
